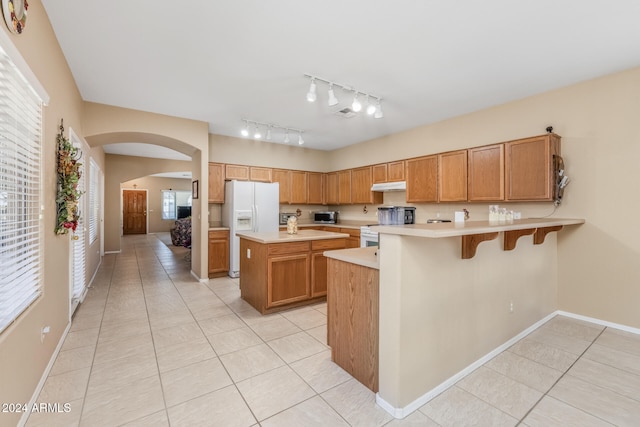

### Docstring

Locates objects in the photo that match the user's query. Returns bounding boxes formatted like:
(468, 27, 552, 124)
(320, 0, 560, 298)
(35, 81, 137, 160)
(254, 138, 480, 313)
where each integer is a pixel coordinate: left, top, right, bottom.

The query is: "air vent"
(333, 107, 357, 119)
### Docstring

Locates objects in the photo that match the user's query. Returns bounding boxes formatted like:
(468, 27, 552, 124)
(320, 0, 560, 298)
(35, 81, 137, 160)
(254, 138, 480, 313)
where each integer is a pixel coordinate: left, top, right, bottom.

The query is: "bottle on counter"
(287, 215, 298, 234)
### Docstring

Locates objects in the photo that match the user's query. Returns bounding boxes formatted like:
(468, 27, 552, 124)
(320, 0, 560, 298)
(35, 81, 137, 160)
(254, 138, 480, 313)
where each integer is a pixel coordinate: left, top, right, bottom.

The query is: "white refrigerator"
(222, 180, 280, 278)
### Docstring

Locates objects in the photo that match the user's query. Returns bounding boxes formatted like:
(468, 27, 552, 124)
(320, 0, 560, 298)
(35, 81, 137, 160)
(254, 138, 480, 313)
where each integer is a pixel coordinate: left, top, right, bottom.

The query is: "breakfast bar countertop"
(236, 229, 349, 244)
(324, 246, 379, 270)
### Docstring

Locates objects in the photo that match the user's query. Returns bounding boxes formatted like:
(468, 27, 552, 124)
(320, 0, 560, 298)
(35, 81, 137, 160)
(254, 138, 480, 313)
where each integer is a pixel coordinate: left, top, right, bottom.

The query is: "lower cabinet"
(240, 237, 346, 314)
(208, 230, 229, 278)
(327, 258, 379, 392)
(341, 228, 361, 248)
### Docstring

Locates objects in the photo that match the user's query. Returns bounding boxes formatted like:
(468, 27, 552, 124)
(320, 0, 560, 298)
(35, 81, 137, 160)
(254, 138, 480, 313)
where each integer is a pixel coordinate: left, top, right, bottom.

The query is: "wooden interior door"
(123, 190, 147, 235)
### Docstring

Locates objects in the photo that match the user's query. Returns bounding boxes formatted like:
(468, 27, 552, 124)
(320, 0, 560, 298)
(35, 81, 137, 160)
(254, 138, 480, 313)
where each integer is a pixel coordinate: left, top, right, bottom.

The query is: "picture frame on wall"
(192, 180, 199, 199)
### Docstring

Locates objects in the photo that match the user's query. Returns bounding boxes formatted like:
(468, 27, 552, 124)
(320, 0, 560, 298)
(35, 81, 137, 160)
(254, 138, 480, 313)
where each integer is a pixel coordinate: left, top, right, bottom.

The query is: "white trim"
(556, 310, 640, 335)
(18, 321, 72, 427)
(0, 28, 49, 104)
(190, 270, 208, 283)
(375, 310, 564, 418)
(104, 250, 121, 254)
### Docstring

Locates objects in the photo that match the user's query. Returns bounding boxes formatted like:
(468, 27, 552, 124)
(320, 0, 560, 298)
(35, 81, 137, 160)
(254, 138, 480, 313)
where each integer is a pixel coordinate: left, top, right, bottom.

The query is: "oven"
(360, 225, 379, 247)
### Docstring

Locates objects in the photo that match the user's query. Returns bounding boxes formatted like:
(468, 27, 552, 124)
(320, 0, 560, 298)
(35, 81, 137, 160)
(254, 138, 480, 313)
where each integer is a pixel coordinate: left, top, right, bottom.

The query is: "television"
(177, 206, 191, 219)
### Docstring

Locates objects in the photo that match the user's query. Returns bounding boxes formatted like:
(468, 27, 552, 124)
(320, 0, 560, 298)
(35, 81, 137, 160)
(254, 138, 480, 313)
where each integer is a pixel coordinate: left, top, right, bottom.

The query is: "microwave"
(314, 211, 338, 224)
(279, 212, 297, 225)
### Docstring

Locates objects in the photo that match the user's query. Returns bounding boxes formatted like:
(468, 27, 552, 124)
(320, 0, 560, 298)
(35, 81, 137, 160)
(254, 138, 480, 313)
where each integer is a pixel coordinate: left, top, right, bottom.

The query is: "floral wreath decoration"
(55, 119, 83, 235)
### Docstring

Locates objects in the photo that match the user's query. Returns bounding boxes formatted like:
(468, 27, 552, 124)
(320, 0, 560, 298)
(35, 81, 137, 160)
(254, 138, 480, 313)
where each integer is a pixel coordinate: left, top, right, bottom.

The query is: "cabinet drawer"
(340, 228, 361, 238)
(208, 230, 229, 239)
(268, 241, 310, 255)
(311, 238, 347, 251)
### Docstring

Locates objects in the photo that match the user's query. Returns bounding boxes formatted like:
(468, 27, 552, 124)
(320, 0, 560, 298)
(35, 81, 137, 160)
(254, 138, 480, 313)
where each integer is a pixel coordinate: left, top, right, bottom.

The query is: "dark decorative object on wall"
(2, 0, 28, 34)
(192, 180, 199, 199)
(55, 119, 83, 235)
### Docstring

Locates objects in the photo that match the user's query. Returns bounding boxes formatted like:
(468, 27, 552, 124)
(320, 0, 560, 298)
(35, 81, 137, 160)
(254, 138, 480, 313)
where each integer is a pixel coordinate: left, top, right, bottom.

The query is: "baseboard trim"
(376, 310, 567, 419)
(104, 250, 121, 254)
(556, 310, 640, 335)
(190, 270, 208, 283)
(18, 321, 72, 427)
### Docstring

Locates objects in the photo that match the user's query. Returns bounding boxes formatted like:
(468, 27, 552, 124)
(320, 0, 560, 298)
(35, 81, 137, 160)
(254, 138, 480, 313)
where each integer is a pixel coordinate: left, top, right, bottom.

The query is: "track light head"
(374, 99, 384, 119)
(253, 124, 262, 139)
(241, 121, 249, 137)
(298, 132, 304, 145)
(328, 83, 339, 106)
(352, 93, 362, 112)
(283, 129, 290, 144)
(306, 78, 317, 102)
(366, 95, 376, 115)
(266, 127, 272, 140)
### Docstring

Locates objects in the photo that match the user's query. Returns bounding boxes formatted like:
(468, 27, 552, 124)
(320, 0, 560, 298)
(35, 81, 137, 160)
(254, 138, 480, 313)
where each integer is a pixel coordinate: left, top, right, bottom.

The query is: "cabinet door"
(468, 144, 504, 201)
(290, 171, 308, 204)
(406, 155, 438, 203)
(351, 167, 382, 204)
(438, 150, 468, 202)
(225, 164, 249, 181)
(505, 135, 559, 201)
(250, 167, 272, 182)
(272, 169, 291, 204)
(341, 228, 361, 248)
(208, 163, 225, 203)
(372, 164, 387, 184)
(325, 173, 339, 205)
(387, 161, 405, 182)
(307, 172, 324, 204)
(208, 231, 229, 275)
(267, 254, 310, 307)
(310, 238, 347, 297)
(338, 170, 352, 205)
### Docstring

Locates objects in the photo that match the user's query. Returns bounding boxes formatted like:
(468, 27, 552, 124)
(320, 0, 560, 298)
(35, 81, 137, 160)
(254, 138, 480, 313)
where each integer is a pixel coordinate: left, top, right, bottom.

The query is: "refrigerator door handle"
(253, 205, 259, 232)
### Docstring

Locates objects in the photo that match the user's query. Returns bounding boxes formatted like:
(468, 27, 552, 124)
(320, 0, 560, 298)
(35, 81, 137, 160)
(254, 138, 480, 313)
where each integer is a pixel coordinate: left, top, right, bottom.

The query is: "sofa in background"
(170, 217, 191, 247)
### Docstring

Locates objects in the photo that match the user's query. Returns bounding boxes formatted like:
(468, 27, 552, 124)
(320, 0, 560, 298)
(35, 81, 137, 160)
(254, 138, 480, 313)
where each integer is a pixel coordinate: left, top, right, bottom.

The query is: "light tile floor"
(25, 234, 640, 426)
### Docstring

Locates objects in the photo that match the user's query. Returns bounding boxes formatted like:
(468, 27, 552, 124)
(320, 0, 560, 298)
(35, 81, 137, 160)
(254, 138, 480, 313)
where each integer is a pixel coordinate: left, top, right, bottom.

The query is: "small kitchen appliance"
(314, 211, 338, 224)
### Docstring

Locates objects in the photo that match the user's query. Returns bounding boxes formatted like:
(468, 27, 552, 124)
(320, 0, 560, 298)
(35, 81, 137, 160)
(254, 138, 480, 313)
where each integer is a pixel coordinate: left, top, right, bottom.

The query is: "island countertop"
(324, 247, 379, 270)
(236, 229, 349, 244)
(371, 217, 584, 238)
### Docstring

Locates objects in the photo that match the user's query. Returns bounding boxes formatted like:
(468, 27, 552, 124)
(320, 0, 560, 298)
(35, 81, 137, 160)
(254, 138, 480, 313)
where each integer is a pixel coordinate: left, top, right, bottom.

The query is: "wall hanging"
(55, 119, 83, 234)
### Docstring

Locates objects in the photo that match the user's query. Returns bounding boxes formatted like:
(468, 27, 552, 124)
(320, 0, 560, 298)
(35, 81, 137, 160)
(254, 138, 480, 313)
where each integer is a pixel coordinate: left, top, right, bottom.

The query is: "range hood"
(371, 181, 407, 192)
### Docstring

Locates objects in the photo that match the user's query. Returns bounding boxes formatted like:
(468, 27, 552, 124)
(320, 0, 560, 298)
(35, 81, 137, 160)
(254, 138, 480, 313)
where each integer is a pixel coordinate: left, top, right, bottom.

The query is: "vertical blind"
(0, 44, 43, 333)
(71, 132, 85, 303)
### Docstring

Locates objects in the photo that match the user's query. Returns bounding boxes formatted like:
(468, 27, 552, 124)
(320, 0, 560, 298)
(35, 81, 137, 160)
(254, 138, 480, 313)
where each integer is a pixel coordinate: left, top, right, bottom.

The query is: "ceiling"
(42, 1, 640, 155)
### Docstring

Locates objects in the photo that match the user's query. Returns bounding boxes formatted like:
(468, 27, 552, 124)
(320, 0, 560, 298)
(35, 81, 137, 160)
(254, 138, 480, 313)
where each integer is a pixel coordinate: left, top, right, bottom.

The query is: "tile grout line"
(514, 326, 609, 426)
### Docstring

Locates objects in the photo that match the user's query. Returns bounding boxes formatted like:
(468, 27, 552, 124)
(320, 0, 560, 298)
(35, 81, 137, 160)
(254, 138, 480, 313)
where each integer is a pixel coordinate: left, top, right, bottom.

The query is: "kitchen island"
(325, 218, 584, 419)
(237, 229, 349, 314)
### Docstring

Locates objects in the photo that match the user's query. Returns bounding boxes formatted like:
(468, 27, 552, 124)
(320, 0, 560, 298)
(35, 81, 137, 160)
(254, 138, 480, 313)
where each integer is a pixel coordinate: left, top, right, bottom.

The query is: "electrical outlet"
(41, 326, 50, 343)
(247, 248, 251, 259)
(509, 301, 514, 313)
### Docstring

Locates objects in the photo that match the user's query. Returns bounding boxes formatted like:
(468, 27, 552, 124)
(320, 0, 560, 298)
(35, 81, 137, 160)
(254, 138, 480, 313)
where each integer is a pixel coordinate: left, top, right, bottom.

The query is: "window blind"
(0, 44, 43, 333)
(162, 190, 176, 220)
(70, 131, 85, 303)
(89, 158, 99, 244)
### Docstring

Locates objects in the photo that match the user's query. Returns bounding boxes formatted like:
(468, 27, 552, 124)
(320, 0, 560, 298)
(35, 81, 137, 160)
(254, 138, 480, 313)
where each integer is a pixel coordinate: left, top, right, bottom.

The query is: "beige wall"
(0, 2, 90, 425)
(122, 176, 192, 233)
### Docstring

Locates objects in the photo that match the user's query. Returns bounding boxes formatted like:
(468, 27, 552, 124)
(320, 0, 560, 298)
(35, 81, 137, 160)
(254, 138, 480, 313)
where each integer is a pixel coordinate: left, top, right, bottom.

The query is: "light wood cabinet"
(327, 258, 379, 392)
(250, 167, 272, 182)
(225, 164, 249, 181)
(290, 171, 308, 204)
(406, 155, 438, 203)
(505, 134, 560, 201)
(239, 237, 346, 314)
(272, 169, 291, 204)
(341, 228, 361, 248)
(325, 173, 339, 205)
(208, 163, 225, 203)
(351, 166, 383, 204)
(372, 161, 405, 184)
(208, 230, 229, 277)
(438, 150, 468, 202)
(468, 144, 505, 201)
(307, 172, 324, 205)
(338, 170, 352, 205)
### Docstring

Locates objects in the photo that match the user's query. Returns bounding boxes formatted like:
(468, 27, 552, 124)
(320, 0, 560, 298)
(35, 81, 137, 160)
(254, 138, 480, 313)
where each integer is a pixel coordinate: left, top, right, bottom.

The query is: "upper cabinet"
(272, 169, 291, 204)
(290, 171, 308, 204)
(505, 134, 560, 201)
(208, 163, 225, 203)
(307, 172, 324, 205)
(325, 173, 339, 205)
(225, 164, 249, 181)
(406, 155, 438, 203)
(338, 170, 352, 205)
(468, 144, 504, 201)
(351, 166, 383, 204)
(372, 161, 405, 184)
(438, 150, 468, 202)
(250, 167, 272, 182)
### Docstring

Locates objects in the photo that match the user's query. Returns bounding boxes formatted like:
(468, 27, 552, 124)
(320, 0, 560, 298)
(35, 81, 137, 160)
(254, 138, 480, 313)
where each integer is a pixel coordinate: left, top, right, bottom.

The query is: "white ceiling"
(42, 1, 640, 154)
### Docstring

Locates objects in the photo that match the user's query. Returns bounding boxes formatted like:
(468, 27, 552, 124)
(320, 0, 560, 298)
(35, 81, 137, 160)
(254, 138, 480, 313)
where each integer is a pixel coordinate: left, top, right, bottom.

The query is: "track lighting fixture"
(351, 93, 362, 112)
(306, 78, 317, 102)
(240, 119, 305, 146)
(304, 74, 384, 119)
(328, 83, 339, 106)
